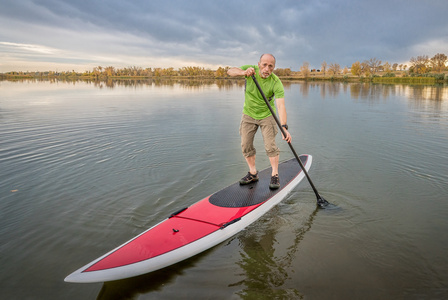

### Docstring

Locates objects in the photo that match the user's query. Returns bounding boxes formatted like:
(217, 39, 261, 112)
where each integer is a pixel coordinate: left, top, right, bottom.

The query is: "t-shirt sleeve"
(274, 80, 285, 99)
(241, 65, 255, 71)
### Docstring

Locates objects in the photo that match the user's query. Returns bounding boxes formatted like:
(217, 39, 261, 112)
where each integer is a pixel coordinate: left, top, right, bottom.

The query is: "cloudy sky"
(1, 0, 447, 72)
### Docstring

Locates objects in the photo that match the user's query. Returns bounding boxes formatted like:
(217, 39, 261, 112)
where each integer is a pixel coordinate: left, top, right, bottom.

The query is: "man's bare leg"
(245, 155, 257, 175)
(269, 155, 279, 176)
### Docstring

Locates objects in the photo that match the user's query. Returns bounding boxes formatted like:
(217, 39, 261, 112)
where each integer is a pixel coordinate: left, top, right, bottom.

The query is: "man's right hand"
(227, 67, 256, 77)
(244, 68, 255, 77)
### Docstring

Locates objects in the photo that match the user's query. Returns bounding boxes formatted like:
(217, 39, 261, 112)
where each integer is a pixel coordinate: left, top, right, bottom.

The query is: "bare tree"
(367, 58, 382, 75)
(383, 62, 392, 73)
(321, 61, 327, 76)
(361, 61, 371, 75)
(300, 62, 310, 78)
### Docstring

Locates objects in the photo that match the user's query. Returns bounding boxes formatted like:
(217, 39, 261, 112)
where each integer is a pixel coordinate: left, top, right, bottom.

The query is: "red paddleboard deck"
(65, 155, 312, 283)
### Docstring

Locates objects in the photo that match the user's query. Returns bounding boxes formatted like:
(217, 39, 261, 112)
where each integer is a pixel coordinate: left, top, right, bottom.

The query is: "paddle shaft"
(251, 75, 328, 206)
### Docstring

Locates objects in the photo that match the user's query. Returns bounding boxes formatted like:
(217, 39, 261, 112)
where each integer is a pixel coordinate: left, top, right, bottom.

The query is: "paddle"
(251, 75, 330, 208)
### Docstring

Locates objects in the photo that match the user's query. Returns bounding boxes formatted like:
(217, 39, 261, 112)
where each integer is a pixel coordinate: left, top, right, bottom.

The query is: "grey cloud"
(1, 0, 447, 71)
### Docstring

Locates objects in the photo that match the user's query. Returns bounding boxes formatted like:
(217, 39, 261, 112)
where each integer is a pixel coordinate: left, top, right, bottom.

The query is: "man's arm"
(227, 67, 255, 77)
(276, 98, 292, 143)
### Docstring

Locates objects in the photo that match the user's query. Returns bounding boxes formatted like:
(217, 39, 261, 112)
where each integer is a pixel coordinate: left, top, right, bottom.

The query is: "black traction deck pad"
(209, 156, 307, 208)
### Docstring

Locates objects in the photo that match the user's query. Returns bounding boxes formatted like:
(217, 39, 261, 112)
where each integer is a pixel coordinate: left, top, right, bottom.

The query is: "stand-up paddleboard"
(65, 155, 312, 283)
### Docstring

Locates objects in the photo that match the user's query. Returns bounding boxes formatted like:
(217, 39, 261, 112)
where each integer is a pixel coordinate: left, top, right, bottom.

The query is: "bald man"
(228, 54, 291, 189)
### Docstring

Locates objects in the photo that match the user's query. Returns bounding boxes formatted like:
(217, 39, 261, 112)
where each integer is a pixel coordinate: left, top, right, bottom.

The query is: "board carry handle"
(220, 217, 241, 229)
(251, 75, 330, 208)
(169, 207, 188, 218)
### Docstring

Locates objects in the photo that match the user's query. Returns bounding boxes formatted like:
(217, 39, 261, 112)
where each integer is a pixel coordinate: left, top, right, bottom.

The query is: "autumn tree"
(204, 68, 215, 77)
(142, 68, 153, 76)
(164, 67, 177, 76)
(430, 53, 447, 73)
(351, 61, 362, 77)
(215, 66, 229, 77)
(104, 66, 115, 77)
(92, 66, 102, 78)
(328, 63, 341, 75)
(409, 55, 429, 74)
(273, 68, 292, 76)
(154, 68, 163, 77)
(383, 62, 392, 73)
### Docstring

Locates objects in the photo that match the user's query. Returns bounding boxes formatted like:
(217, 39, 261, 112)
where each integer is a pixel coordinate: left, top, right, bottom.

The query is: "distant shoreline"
(1, 74, 446, 85)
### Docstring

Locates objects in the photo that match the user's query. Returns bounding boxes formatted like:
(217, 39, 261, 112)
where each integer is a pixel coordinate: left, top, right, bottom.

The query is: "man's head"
(258, 54, 276, 78)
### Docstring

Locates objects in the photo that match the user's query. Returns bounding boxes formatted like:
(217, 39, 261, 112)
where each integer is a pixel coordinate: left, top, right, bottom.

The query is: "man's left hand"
(282, 129, 292, 143)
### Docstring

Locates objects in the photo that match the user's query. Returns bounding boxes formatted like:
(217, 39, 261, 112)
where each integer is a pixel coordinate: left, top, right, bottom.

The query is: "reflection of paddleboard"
(65, 155, 312, 283)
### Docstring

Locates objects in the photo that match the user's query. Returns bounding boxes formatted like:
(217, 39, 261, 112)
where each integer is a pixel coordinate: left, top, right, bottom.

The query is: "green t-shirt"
(241, 65, 285, 120)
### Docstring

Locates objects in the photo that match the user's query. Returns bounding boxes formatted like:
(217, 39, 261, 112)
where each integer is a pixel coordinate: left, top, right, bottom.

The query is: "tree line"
(3, 66, 231, 79)
(289, 53, 447, 79)
(350, 53, 447, 77)
(2, 53, 446, 80)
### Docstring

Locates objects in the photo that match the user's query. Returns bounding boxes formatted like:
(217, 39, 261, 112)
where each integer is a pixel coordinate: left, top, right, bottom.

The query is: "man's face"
(258, 55, 275, 78)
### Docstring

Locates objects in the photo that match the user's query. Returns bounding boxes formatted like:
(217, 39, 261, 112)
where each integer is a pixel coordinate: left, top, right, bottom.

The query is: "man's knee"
(266, 147, 280, 157)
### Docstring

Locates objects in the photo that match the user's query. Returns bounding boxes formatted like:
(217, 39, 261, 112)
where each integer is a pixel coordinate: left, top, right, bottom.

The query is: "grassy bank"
(372, 77, 437, 84)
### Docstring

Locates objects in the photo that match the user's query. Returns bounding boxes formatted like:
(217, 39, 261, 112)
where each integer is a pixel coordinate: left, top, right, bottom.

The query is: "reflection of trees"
(289, 81, 447, 105)
(5, 78, 247, 90)
(401, 86, 447, 119)
(315, 81, 343, 99)
(404, 85, 448, 102)
(349, 83, 447, 103)
(350, 83, 388, 101)
(231, 207, 318, 299)
(4, 78, 446, 103)
(216, 79, 245, 90)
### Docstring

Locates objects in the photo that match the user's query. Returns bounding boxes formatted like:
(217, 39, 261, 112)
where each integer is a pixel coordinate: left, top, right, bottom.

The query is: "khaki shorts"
(239, 114, 280, 158)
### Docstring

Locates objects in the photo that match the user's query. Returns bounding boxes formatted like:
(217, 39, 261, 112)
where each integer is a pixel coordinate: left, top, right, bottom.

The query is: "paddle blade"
(317, 195, 330, 208)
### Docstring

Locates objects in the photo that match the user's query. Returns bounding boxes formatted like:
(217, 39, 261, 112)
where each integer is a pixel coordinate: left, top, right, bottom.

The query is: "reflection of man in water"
(227, 54, 291, 190)
(231, 207, 316, 298)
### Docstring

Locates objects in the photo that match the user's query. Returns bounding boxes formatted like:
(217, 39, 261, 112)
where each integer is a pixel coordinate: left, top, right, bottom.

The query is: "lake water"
(1, 79, 448, 299)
